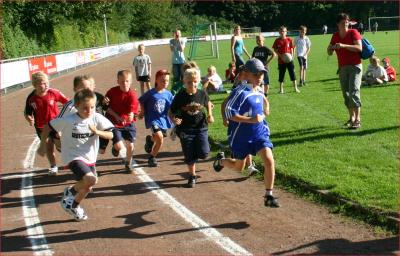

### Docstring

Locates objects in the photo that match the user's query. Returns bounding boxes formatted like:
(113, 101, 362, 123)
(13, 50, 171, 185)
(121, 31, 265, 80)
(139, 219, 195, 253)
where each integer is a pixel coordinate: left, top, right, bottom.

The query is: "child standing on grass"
(139, 70, 173, 167)
(133, 44, 152, 95)
(273, 26, 300, 94)
(25, 71, 69, 175)
(104, 70, 139, 173)
(38, 89, 113, 221)
(213, 58, 280, 208)
(294, 26, 311, 86)
(252, 34, 276, 96)
(169, 68, 214, 188)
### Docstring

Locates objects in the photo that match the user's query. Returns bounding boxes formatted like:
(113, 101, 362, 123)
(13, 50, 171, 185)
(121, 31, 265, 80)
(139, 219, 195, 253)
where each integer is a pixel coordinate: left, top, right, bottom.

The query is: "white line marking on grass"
(21, 137, 53, 255)
(132, 161, 252, 256)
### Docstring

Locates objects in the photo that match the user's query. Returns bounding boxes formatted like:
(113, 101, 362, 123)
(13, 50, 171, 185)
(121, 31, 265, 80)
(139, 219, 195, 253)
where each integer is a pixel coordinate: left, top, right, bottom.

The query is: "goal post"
(231, 27, 261, 38)
(188, 22, 219, 60)
(368, 16, 400, 31)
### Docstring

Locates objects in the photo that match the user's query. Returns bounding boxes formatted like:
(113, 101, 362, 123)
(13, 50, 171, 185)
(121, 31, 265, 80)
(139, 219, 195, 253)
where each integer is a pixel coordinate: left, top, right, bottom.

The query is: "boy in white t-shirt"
(294, 26, 311, 86)
(201, 65, 223, 93)
(38, 89, 114, 221)
(362, 56, 388, 85)
(133, 44, 152, 95)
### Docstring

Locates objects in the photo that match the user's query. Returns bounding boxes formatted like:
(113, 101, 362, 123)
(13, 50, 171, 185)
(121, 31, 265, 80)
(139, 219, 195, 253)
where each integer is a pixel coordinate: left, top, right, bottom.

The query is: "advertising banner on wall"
(28, 57, 46, 76)
(76, 51, 85, 65)
(44, 55, 57, 74)
(56, 52, 77, 72)
(0, 60, 31, 89)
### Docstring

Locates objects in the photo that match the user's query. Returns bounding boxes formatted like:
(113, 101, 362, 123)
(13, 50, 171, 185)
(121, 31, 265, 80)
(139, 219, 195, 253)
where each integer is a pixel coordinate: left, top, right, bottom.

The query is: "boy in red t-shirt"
(272, 26, 300, 94)
(104, 70, 139, 173)
(383, 57, 396, 82)
(224, 61, 236, 83)
(25, 71, 69, 175)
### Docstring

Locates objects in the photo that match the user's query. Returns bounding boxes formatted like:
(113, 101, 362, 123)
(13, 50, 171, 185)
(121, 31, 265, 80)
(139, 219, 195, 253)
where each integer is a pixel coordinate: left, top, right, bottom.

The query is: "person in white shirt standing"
(295, 26, 312, 86)
(133, 44, 152, 95)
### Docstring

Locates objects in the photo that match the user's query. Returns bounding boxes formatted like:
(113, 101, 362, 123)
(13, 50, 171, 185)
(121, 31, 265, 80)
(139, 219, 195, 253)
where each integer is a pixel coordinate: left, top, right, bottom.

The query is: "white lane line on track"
(132, 161, 252, 256)
(21, 137, 53, 255)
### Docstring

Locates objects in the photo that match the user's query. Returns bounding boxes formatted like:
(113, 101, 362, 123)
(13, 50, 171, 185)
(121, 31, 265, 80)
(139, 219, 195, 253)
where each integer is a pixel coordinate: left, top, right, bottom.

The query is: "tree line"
(1, 1, 397, 59)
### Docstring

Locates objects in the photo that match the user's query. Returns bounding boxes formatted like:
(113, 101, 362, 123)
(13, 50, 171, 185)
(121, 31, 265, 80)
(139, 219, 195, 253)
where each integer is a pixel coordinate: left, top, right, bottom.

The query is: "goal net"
(368, 16, 400, 31)
(188, 22, 219, 60)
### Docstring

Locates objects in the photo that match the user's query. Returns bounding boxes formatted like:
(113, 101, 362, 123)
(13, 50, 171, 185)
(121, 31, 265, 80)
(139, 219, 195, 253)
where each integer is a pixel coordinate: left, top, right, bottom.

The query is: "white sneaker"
(247, 163, 259, 176)
(66, 205, 88, 221)
(119, 145, 127, 158)
(49, 166, 58, 176)
(61, 190, 75, 211)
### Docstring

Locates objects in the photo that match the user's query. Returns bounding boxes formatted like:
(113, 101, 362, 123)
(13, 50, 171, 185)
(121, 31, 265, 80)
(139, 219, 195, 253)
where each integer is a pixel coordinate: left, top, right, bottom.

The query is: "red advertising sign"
(28, 57, 46, 76)
(44, 55, 57, 74)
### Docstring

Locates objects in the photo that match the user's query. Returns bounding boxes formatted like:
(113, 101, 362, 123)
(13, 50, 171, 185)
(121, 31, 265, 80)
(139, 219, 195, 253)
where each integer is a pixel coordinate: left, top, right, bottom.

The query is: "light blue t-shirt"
(234, 38, 244, 55)
(139, 88, 173, 130)
(170, 38, 186, 64)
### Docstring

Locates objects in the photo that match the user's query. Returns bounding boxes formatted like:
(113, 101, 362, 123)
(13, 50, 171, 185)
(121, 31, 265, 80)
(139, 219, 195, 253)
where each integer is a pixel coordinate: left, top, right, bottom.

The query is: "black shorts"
(177, 128, 210, 165)
(297, 56, 308, 69)
(68, 160, 96, 181)
(137, 76, 150, 82)
(112, 123, 136, 144)
(35, 127, 58, 140)
(278, 62, 296, 82)
(151, 125, 167, 137)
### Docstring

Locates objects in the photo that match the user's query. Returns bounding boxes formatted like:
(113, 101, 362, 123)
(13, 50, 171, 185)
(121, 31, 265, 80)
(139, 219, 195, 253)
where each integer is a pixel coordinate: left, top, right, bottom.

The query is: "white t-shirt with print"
(50, 112, 113, 165)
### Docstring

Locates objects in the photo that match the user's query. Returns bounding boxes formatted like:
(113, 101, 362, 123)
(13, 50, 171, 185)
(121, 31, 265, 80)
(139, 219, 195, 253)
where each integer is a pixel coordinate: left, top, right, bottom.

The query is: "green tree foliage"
(1, 1, 398, 59)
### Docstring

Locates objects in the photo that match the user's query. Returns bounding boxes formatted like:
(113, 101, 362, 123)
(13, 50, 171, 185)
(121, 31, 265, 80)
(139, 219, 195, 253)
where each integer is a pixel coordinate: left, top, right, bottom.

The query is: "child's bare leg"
(258, 147, 275, 190)
(46, 139, 56, 167)
(245, 155, 252, 168)
(151, 131, 163, 157)
(140, 81, 145, 95)
(145, 81, 151, 91)
(279, 82, 284, 93)
(264, 84, 270, 95)
(125, 142, 134, 165)
(220, 158, 246, 172)
(188, 163, 196, 176)
(73, 173, 98, 203)
(113, 141, 124, 151)
(293, 80, 300, 93)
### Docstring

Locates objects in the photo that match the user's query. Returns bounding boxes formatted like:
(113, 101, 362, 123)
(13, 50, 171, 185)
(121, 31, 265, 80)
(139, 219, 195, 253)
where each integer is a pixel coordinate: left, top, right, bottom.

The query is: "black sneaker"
(213, 152, 225, 172)
(188, 175, 196, 188)
(125, 163, 133, 174)
(148, 156, 158, 167)
(111, 147, 119, 157)
(264, 195, 280, 208)
(144, 135, 154, 154)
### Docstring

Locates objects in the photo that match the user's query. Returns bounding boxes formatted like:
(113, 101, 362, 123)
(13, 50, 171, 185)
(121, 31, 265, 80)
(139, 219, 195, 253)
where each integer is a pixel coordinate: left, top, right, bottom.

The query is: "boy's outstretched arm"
(207, 101, 214, 124)
(89, 125, 113, 140)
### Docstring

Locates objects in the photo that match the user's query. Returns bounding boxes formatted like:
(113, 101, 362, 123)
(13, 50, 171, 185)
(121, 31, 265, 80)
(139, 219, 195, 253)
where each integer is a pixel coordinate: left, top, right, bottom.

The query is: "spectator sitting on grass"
(201, 65, 223, 93)
(224, 61, 237, 84)
(382, 57, 396, 82)
(362, 56, 388, 86)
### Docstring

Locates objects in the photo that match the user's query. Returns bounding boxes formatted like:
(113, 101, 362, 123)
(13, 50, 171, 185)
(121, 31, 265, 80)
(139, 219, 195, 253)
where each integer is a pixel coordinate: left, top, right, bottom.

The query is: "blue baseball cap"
(243, 58, 267, 73)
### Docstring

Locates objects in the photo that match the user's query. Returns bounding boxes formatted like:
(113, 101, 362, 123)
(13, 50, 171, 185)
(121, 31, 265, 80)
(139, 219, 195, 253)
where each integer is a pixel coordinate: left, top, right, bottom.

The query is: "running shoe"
(213, 152, 225, 172)
(48, 166, 58, 176)
(264, 195, 280, 208)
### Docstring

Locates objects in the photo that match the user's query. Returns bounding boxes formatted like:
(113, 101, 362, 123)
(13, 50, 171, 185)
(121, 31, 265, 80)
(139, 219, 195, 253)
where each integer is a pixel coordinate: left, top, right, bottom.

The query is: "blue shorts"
(112, 123, 136, 144)
(262, 71, 270, 86)
(68, 160, 96, 181)
(178, 128, 210, 165)
(231, 138, 273, 160)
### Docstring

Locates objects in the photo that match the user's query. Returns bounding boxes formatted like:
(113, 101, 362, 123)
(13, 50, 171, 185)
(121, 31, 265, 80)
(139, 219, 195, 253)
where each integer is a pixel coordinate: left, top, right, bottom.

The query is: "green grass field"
(187, 31, 399, 214)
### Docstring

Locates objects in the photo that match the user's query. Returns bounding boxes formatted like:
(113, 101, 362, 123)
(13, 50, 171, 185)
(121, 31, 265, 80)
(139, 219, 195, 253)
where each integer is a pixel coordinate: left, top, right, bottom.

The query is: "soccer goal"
(188, 22, 219, 60)
(368, 16, 400, 31)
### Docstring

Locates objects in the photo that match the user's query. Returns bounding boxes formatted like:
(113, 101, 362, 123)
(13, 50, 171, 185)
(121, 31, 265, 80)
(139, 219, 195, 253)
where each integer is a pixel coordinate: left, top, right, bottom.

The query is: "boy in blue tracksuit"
(139, 70, 173, 167)
(213, 58, 280, 208)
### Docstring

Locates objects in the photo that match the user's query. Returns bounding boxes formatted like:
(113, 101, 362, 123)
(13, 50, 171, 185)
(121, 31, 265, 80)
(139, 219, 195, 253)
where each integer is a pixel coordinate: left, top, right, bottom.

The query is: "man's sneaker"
(213, 152, 225, 172)
(148, 156, 158, 167)
(66, 205, 88, 221)
(188, 175, 196, 188)
(125, 163, 133, 174)
(49, 166, 58, 176)
(144, 135, 153, 153)
(247, 163, 259, 176)
(264, 195, 280, 208)
(111, 147, 119, 157)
